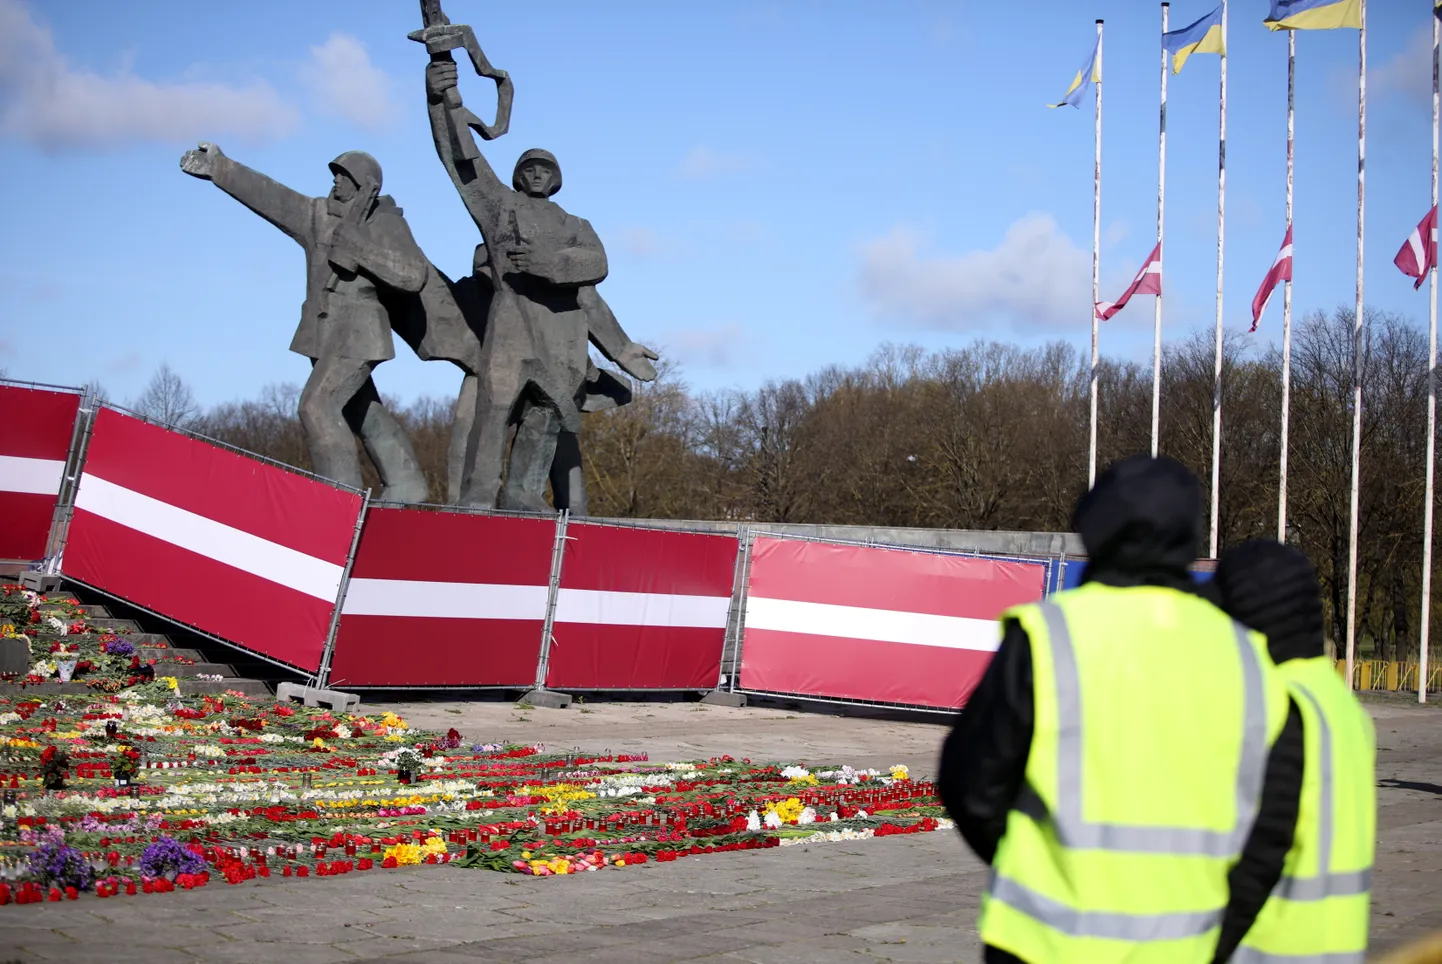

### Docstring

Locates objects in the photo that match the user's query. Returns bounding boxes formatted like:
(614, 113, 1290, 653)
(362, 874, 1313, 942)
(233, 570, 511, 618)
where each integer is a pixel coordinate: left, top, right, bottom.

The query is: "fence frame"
(726, 529, 1054, 712)
(536, 516, 740, 694)
(0, 377, 88, 568)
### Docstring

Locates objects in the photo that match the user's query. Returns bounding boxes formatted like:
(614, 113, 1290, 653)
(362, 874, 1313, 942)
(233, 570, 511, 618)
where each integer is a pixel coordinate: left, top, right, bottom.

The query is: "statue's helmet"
(329, 151, 383, 191)
(512, 149, 561, 196)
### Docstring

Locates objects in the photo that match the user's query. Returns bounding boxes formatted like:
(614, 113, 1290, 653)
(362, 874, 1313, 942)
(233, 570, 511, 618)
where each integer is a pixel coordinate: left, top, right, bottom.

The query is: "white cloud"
(0, 0, 298, 151)
(1372, 25, 1431, 107)
(858, 213, 1103, 333)
(660, 323, 749, 368)
(299, 33, 395, 131)
(678, 145, 757, 180)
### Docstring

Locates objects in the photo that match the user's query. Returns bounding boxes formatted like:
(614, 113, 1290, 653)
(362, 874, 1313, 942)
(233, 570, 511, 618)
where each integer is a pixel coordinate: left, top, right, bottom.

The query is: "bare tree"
(131, 363, 200, 428)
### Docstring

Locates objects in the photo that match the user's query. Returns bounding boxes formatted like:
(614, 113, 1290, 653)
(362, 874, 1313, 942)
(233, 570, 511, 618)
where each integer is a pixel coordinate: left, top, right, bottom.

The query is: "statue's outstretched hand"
(427, 61, 459, 102)
(617, 343, 660, 382)
(180, 142, 223, 180)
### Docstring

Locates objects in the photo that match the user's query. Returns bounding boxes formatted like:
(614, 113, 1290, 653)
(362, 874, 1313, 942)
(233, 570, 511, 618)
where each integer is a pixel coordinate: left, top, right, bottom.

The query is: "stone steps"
(27, 593, 278, 701)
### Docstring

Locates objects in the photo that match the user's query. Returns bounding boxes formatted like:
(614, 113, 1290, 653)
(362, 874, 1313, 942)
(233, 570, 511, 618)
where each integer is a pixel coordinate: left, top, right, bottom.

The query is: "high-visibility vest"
(978, 584, 1289, 964)
(1232, 655, 1376, 963)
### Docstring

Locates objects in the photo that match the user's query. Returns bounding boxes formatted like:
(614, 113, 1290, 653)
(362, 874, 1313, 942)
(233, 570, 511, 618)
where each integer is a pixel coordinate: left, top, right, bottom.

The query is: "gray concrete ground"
(0, 696, 1436, 963)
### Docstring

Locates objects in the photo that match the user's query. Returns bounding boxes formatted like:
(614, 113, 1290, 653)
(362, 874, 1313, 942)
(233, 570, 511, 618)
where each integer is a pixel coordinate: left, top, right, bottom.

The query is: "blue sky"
(0, 0, 1437, 408)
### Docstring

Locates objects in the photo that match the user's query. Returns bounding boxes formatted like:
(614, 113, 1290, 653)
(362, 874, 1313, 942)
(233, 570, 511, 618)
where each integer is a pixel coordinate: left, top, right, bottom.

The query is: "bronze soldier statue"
(420, 55, 658, 513)
(179, 144, 430, 503)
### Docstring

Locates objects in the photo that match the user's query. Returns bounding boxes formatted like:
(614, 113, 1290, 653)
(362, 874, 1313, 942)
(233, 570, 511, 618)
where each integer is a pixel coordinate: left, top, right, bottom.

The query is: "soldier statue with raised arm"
(179, 144, 430, 503)
(410, 0, 659, 513)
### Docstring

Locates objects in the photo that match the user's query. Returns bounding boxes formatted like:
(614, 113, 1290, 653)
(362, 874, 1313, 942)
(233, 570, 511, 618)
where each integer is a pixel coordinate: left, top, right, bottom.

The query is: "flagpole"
(1153, 4, 1169, 458)
(1421, 6, 1438, 704)
(1279, 30, 1296, 542)
(1209, 0, 1229, 559)
(1090, 18, 1104, 489)
(1345, 0, 1367, 690)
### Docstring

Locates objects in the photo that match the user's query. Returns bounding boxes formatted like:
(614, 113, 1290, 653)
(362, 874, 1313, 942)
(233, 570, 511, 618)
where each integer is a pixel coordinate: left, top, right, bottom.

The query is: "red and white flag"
(1251, 225, 1293, 332)
(1095, 243, 1162, 321)
(1394, 205, 1438, 290)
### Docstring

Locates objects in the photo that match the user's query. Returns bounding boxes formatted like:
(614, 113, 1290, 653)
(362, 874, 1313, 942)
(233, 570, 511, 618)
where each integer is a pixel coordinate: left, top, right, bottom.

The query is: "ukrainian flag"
(1163, 6, 1225, 75)
(1264, 0, 1362, 31)
(1050, 34, 1101, 109)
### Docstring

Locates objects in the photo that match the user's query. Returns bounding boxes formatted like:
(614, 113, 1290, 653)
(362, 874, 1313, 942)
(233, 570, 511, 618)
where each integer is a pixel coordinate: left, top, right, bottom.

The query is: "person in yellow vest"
(938, 455, 1306, 964)
(1211, 540, 1376, 963)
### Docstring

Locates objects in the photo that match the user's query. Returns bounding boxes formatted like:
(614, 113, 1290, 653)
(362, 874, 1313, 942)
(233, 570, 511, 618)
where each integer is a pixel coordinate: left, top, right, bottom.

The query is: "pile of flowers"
(0, 589, 952, 904)
(1, 586, 194, 693)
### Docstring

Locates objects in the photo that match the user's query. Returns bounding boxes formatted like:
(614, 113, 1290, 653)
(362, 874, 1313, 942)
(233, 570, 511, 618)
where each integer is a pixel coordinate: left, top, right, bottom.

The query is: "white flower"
(46, 616, 67, 635)
(781, 765, 811, 780)
(763, 811, 783, 829)
(857, 810, 869, 819)
(0, 712, 20, 725)
(798, 807, 817, 825)
(745, 810, 761, 832)
(829, 812, 840, 822)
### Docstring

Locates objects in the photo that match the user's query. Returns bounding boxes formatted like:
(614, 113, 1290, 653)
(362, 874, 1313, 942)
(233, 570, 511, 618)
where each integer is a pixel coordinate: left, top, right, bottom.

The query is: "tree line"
(102, 308, 1440, 660)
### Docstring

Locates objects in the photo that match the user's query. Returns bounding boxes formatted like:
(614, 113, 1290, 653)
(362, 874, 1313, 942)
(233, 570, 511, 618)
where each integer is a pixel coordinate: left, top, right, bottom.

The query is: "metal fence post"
(715, 524, 749, 688)
(42, 389, 99, 576)
(727, 529, 756, 693)
(316, 488, 371, 690)
(533, 509, 570, 690)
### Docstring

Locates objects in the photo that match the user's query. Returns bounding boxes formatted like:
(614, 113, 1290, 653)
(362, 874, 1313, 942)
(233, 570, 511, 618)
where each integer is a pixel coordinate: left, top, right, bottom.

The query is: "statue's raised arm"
(424, 61, 506, 238)
(410, 0, 514, 243)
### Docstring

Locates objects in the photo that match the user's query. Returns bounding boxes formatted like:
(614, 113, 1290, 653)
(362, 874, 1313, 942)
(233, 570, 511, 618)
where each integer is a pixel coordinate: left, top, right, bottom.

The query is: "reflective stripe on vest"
(1231, 949, 1366, 963)
(1267, 682, 1372, 903)
(1031, 601, 1270, 856)
(990, 873, 1222, 941)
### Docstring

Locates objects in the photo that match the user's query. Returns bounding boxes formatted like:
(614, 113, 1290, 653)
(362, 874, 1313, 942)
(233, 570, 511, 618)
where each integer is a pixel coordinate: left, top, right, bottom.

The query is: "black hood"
(1073, 455, 1203, 591)
(1213, 540, 1325, 664)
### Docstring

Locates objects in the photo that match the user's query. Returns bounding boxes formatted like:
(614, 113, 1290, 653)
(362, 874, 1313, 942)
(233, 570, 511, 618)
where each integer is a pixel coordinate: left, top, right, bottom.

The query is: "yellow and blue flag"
(1162, 6, 1225, 75)
(1264, 0, 1362, 31)
(1050, 34, 1101, 109)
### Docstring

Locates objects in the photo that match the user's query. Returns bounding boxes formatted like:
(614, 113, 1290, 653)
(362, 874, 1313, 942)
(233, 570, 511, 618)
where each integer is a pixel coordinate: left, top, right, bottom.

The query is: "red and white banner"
(545, 524, 738, 690)
(329, 508, 554, 687)
(738, 538, 1047, 710)
(0, 385, 80, 563)
(62, 408, 362, 672)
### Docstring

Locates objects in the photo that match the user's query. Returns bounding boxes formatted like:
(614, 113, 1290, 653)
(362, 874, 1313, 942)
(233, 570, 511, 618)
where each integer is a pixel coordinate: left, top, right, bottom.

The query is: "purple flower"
(104, 639, 135, 657)
(27, 839, 93, 891)
(139, 836, 204, 880)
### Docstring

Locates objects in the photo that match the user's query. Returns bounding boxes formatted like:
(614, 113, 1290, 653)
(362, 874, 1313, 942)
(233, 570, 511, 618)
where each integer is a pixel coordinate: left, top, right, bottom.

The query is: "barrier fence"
(0, 382, 83, 564)
(330, 507, 555, 688)
(734, 536, 1049, 712)
(543, 521, 738, 692)
(5, 381, 1428, 707)
(62, 405, 365, 674)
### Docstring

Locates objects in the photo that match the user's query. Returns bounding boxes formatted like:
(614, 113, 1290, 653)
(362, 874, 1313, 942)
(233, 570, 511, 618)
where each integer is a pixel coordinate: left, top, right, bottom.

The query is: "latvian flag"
(1096, 243, 1162, 321)
(1251, 225, 1293, 332)
(1395, 205, 1438, 290)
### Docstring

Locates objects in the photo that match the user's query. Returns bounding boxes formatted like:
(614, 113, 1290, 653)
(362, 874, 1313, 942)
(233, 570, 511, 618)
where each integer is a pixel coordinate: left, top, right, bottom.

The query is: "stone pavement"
(0, 696, 1436, 963)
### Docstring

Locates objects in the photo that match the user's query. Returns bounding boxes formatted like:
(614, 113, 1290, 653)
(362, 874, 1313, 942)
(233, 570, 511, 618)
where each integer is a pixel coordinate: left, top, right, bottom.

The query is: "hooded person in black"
(936, 456, 1305, 964)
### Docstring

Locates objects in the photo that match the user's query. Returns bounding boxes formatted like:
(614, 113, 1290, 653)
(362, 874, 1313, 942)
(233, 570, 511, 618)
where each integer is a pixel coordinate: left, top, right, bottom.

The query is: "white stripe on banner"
(553, 589, 730, 629)
(341, 578, 550, 620)
(0, 456, 65, 496)
(73, 475, 344, 602)
(745, 596, 1001, 651)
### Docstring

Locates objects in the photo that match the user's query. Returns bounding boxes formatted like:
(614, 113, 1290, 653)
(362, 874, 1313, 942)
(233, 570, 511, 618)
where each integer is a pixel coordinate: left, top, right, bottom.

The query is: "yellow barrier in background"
(1337, 658, 1442, 694)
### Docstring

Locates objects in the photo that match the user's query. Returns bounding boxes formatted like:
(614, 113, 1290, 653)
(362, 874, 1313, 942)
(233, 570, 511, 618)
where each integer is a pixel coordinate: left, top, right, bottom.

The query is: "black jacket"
(937, 458, 1304, 964)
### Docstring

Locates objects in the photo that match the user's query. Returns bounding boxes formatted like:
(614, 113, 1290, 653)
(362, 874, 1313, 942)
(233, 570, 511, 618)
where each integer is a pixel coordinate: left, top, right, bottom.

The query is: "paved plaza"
(0, 696, 1437, 963)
